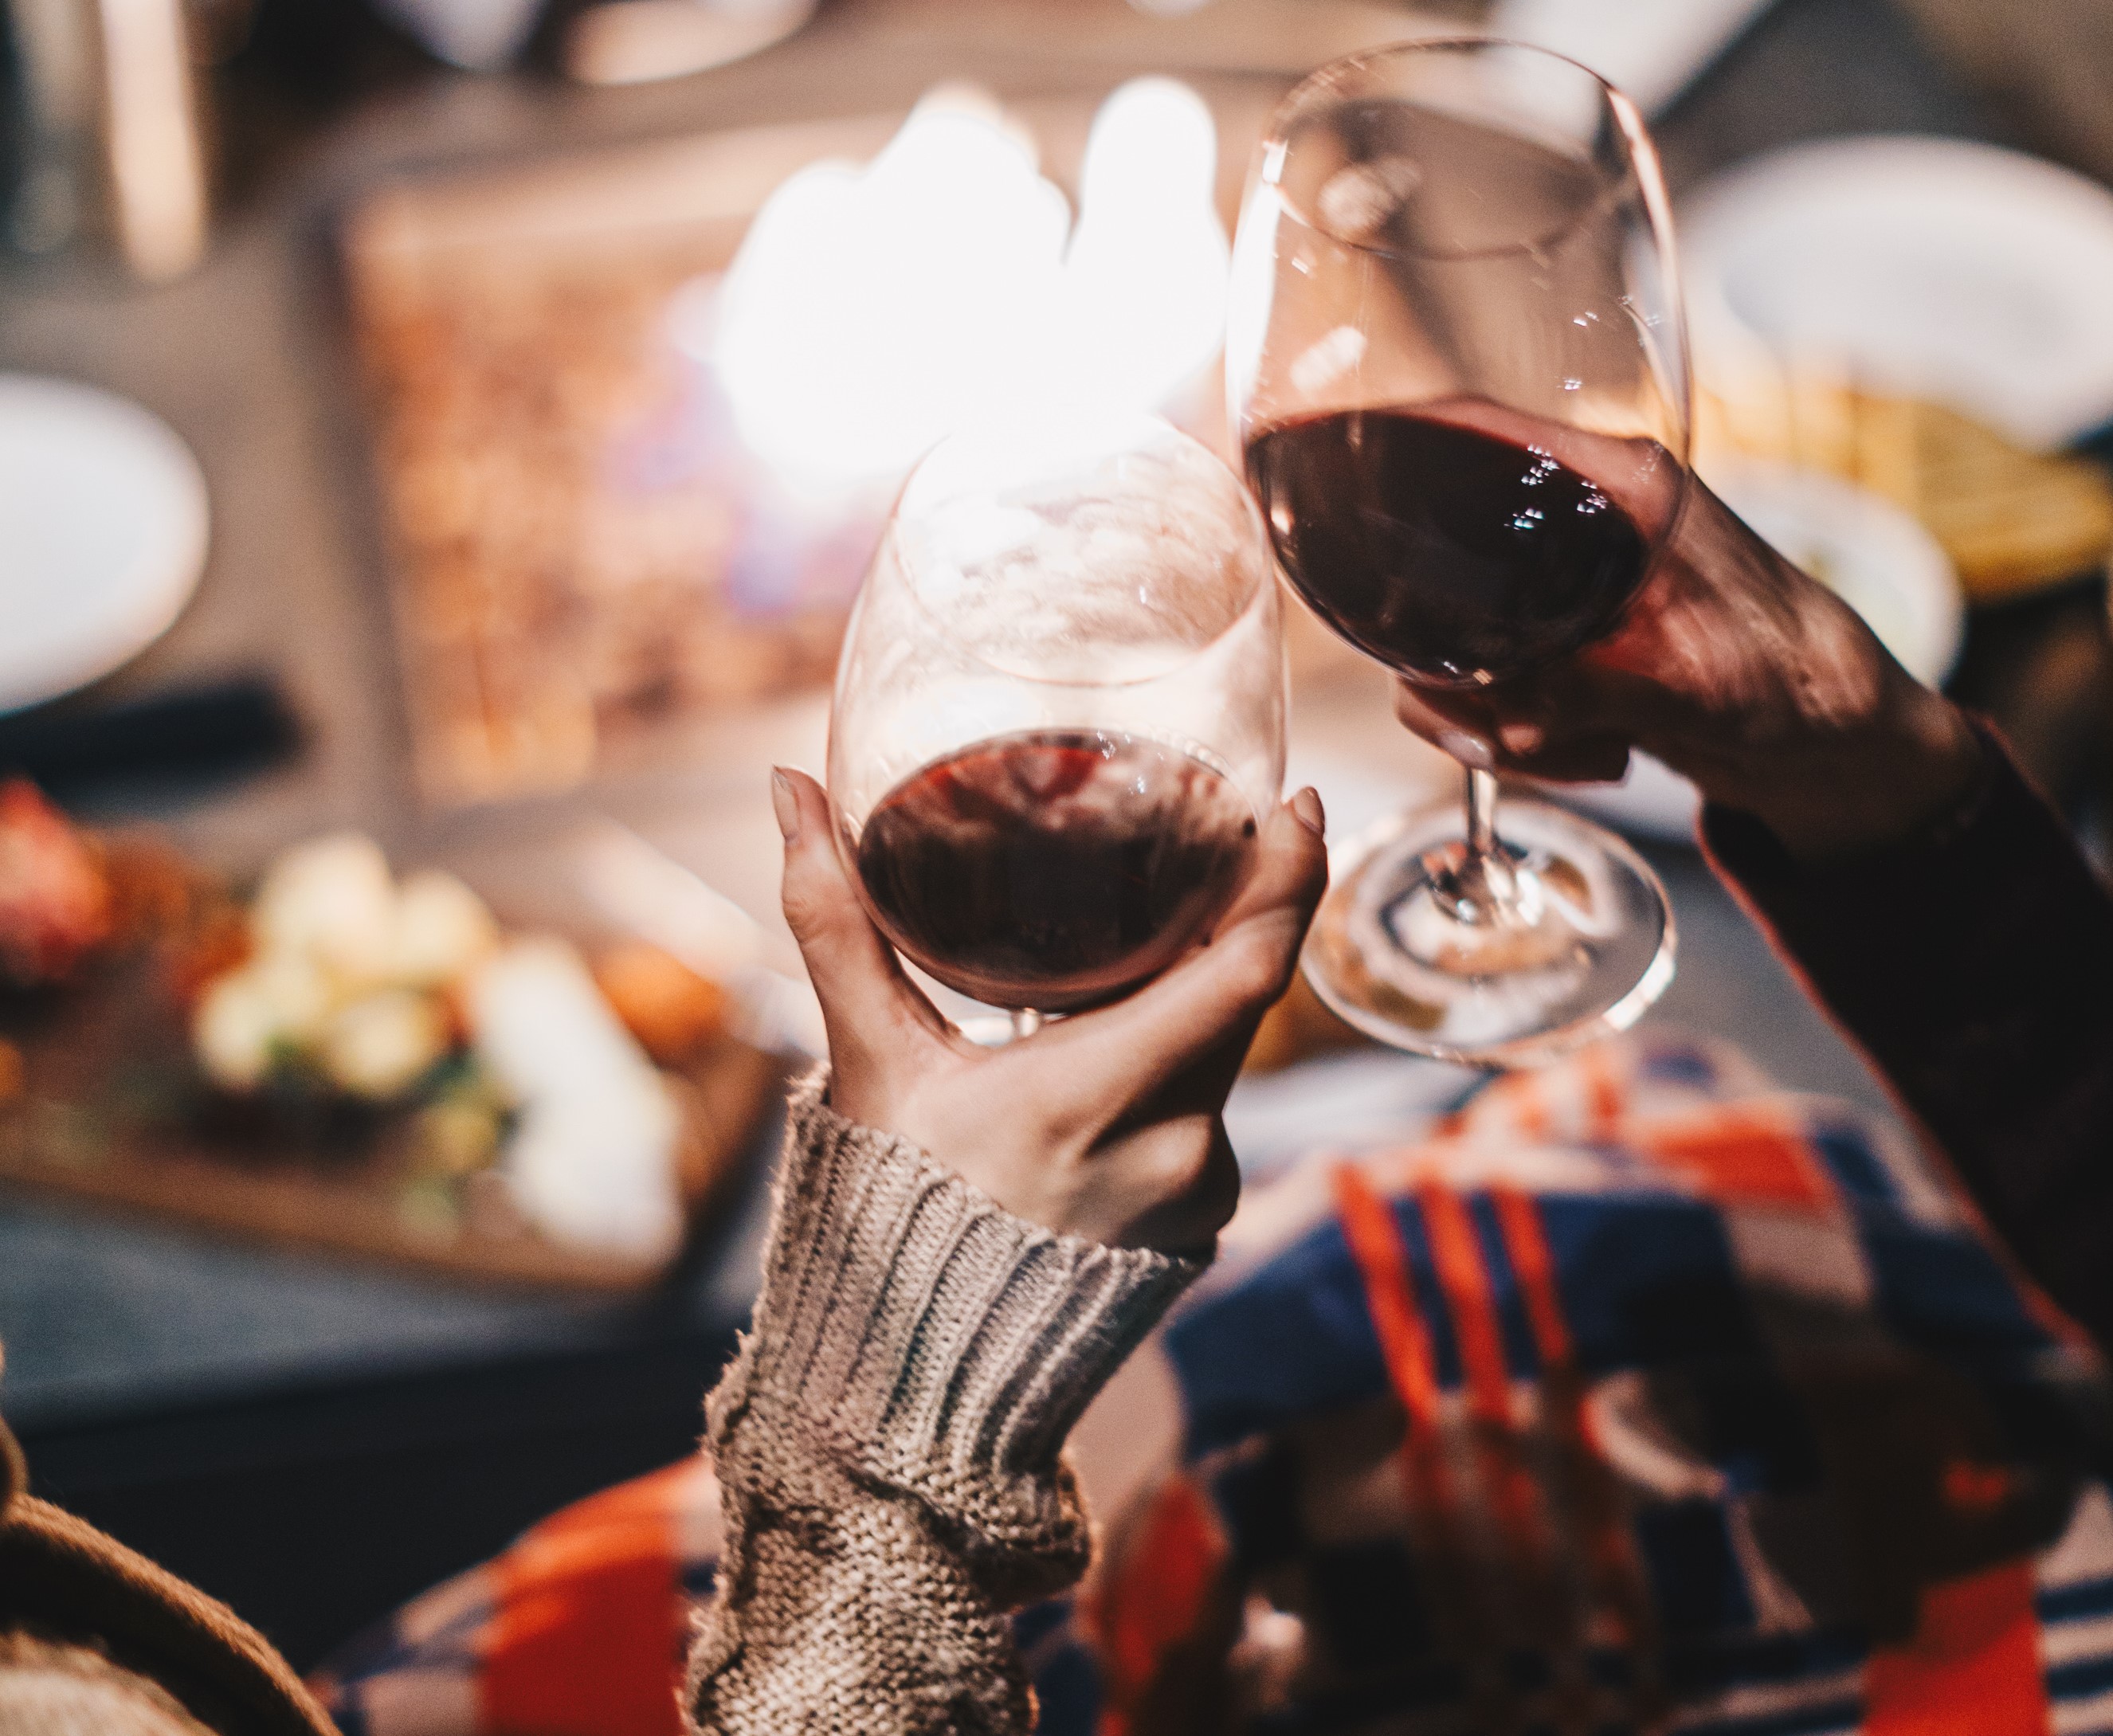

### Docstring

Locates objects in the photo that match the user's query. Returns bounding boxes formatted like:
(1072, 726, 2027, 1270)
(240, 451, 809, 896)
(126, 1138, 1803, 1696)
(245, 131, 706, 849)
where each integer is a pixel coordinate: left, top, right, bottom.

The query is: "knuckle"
(780, 873, 845, 945)
(1290, 830, 1331, 902)
(1036, 1095, 1106, 1154)
(1261, 819, 1325, 888)
(1221, 922, 1296, 1009)
(1194, 1146, 1241, 1233)
(778, 886, 824, 941)
(1137, 1125, 1240, 1242)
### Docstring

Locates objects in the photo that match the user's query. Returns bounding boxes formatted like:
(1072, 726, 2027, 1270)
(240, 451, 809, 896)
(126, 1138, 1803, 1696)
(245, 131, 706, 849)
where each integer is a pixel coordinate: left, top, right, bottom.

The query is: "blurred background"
(5, 0, 2113, 1672)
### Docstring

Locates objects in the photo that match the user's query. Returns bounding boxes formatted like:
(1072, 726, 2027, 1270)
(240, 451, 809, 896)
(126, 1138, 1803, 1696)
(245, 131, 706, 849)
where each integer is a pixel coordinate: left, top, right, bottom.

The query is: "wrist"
(722, 1071, 1205, 1502)
(1699, 671, 1982, 864)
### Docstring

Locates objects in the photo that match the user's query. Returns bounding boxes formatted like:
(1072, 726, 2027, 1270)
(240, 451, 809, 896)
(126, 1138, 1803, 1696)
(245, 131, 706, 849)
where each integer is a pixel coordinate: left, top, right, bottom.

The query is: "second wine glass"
(829, 416, 1285, 1037)
(1228, 37, 1691, 1067)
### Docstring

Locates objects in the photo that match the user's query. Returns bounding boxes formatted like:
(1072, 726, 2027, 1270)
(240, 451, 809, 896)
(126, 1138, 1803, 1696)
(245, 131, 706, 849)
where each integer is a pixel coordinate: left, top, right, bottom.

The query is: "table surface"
(0, 0, 2024, 1432)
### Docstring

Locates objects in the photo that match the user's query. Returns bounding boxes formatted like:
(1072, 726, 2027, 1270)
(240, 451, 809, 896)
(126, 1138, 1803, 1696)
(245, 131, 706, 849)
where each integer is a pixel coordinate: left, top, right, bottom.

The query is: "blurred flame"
(696, 79, 1228, 496)
(1060, 78, 1230, 423)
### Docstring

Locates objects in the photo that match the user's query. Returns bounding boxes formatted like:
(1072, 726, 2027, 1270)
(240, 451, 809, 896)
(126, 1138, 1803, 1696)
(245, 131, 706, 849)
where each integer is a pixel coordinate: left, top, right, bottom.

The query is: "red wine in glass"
(853, 728, 1260, 1013)
(1246, 405, 1660, 686)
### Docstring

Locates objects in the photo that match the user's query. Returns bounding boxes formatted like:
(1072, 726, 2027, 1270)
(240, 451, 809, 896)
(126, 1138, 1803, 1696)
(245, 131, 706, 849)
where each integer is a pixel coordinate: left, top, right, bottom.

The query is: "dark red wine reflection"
(853, 729, 1259, 1012)
(1246, 404, 1665, 686)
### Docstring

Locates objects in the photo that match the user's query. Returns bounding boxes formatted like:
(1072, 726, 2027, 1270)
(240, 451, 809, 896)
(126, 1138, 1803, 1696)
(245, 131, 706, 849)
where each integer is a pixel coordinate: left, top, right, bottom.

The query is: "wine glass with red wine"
(1229, 37, 1690, 1067)
(829, 416, 1285, 1038)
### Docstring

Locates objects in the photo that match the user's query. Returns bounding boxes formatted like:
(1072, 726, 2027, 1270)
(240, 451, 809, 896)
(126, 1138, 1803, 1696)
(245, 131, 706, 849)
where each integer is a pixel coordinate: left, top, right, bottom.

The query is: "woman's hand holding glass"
(807, 414, 1323, 1252)
(772, 766, 1326, 1254)
(1390, 475, 1984, 864)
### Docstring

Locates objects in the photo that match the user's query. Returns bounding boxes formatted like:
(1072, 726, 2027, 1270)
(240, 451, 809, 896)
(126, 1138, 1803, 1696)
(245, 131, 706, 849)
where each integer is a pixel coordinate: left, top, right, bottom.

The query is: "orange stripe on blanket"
(1417, 1181, 1551, 1582)
(1090, 1475, 1226, 1736)
(481, 1459, 702, 1736)
(1492, 1187, 1574, 1374)
(1629, 1108, 1834, 1209)
(1335, 1165, 1445, 1439)
(1333, 1164, 1498, 1680)
(1864, 1559, 2048, 1736)
(1577, 1042, 1625, 1142)
(1492, 1185, 1664, 1719)
(1491, 1070, 1552, 1141)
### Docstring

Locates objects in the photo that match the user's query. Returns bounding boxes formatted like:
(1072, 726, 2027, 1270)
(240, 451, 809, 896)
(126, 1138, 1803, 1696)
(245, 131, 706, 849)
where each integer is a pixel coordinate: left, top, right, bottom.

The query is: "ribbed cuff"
(719, 1068, 1205, 1543)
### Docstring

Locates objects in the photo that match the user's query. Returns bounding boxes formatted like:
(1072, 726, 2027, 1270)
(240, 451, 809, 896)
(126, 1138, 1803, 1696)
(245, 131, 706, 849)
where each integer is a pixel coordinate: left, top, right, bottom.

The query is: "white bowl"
(0, 374, 209, 714)
(1679, 135, 2113, 452)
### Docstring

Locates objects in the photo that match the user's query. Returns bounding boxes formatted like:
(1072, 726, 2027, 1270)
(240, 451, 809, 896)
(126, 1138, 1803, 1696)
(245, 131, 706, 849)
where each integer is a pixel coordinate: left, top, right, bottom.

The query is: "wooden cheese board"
(0, 836, 784, 1291)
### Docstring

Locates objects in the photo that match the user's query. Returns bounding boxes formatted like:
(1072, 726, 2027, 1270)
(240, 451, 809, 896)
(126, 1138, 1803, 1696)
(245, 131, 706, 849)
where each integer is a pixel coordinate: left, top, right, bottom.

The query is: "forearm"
(1637, 500, 1988, 865)
(687, 1072, 1202, 1736)
(1400, 465, 2113, 1342)
(1682, 668, 1984, 864)
(1703, 723, 2113, 1349)
(1654, 496, 2113, 1338)
(688, 1438, 1051, 1733)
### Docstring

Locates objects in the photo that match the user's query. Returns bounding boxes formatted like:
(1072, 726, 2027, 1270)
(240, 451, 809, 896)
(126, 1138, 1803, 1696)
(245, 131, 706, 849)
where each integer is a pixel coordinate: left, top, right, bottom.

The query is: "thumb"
(772, 767, 941, 1052)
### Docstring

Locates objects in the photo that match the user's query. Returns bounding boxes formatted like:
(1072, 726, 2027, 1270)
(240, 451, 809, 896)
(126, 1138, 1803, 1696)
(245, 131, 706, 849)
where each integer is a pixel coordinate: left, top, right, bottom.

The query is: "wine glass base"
(1303, 798, 1676, 1068)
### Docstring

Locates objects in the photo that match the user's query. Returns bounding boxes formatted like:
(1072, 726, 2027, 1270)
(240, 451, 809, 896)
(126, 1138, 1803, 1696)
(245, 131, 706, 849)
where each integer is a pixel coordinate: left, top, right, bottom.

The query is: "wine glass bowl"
(828, 416, 1285, 1028)
(1229, 38, 1690, 1066)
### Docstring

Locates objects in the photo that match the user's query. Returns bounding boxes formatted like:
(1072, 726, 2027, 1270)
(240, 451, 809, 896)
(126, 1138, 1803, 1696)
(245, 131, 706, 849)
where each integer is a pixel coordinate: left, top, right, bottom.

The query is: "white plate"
(1680, 136, 2113, 451)
(1554, 464, 1963, 842)
(1488, 0, 1777, 116)
(0, 375, 209, 713)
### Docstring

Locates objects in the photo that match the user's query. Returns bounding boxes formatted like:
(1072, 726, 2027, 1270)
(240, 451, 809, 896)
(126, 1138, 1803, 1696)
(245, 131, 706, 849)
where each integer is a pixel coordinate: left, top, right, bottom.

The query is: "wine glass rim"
(880, 420, 1278, 691)
(1258, 34, 1650, 265)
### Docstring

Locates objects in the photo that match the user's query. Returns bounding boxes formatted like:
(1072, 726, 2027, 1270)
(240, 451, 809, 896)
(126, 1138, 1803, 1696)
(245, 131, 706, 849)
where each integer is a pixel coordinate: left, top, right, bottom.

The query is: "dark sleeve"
(1701, 727, 2113, 1351)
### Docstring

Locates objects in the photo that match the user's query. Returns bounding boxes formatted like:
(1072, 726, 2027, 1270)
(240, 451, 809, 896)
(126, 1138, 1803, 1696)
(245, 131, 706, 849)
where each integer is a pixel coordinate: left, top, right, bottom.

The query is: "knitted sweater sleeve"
(684, 1070, 1206, 1735)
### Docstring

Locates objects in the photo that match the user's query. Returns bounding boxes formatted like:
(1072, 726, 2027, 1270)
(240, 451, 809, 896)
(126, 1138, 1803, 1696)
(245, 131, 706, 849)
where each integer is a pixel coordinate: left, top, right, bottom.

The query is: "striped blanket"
(317, 1031, 2113, 1736)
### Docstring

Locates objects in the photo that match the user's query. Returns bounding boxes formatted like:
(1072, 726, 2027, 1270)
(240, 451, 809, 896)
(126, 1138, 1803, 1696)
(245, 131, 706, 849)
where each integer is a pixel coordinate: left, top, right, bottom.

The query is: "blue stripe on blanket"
(2043, 1573, 2113, 1622)
(1531, 1196, 1764, 1375)
(1671, 1700, 1860, 1736)
(2051, 1652, 2113, 1700)
(1863, 1222, 2057, 1363)
(1167, 1219, 1389, 1458)
(1662, 1628, 1868, 1697)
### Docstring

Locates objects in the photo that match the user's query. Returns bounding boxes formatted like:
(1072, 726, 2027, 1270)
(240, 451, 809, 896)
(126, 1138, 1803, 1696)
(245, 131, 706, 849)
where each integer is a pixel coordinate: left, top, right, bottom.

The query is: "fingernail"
(1438, 728, 1496, 770)
(1499, 721, 1545, 757)
(770, 768, 800, 842)
(1288, 786, 1325, 836)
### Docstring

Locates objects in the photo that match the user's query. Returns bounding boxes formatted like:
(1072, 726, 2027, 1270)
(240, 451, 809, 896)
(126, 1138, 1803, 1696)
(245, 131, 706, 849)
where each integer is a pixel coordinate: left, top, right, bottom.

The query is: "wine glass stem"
(1011, 1008, 1045, 1040)
(1464, 765, 1499, 860)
